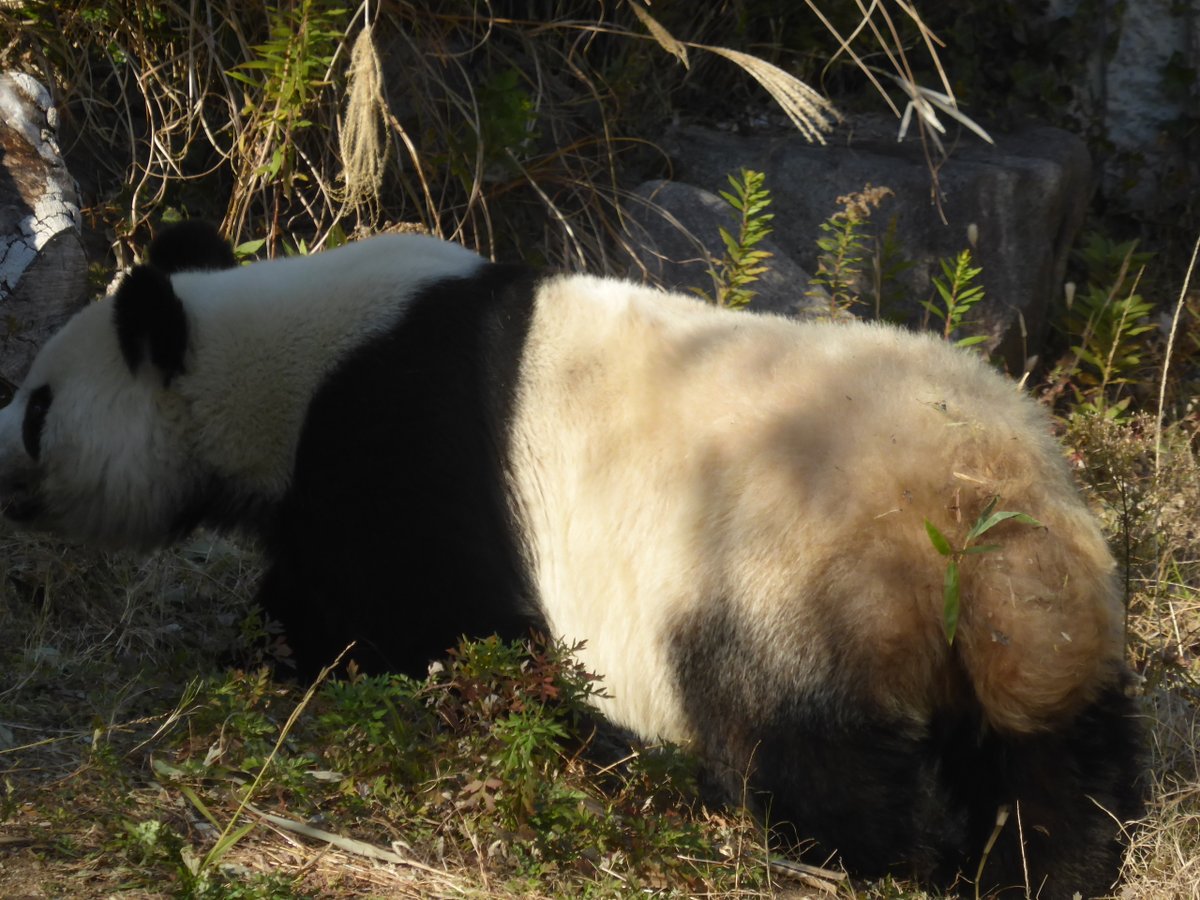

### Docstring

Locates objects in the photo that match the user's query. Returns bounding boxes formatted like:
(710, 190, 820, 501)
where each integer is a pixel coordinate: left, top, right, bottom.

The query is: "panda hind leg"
(707, 685, 1141, 899)
(970, 680, 1144, 900)
(703, 710, 977, 885)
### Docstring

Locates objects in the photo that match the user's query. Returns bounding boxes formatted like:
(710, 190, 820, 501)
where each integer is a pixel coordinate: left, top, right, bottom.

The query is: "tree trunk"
(0, 71, 87, 393)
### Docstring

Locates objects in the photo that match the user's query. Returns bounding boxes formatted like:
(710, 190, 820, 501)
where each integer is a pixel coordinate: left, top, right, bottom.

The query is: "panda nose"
(1, 495, 39, 522)
(0, 474, 40, 522)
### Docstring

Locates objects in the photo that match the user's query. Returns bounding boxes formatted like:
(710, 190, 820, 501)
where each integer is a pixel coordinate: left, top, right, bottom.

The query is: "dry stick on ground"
(197, 642, 356, 874)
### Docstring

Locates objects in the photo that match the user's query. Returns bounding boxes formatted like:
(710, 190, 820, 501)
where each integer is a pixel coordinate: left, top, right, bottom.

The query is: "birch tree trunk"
(0, 71, 87, 390)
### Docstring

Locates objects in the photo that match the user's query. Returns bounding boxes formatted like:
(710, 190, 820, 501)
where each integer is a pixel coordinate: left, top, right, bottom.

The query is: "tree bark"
(0, 71, 87, 391)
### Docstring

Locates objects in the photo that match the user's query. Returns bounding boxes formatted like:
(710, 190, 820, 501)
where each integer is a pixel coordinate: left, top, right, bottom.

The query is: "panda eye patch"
(22, 385, 52, 460)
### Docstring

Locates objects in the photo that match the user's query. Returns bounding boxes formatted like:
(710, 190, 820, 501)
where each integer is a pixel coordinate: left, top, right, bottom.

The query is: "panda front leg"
(256, 559, 359, 680)
(256, 552, 468, 680)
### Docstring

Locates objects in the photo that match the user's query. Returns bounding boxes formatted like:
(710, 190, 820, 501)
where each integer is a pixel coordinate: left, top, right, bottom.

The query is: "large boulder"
(623, 179, 830, 318)
(650, 119, 1092, 371)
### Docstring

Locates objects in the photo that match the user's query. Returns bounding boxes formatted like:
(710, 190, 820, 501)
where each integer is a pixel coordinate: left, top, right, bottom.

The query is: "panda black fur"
(144, 219, 238, 274)
(0, 222, 1142, 897)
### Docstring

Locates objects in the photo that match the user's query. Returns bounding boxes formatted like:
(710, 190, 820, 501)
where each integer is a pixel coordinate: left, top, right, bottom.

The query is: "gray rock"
(624, 179, 831, 318)
(1047, 0, 1199, 213)
(655, 119, 1092, 371)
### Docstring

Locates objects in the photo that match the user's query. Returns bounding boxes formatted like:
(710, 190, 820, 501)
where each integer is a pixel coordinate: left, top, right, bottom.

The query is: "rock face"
(643, 120, 1092, 371)
(623, 179, 831, 319)
(0, 72, 87, 389)
(1047, 0, 1200, 214)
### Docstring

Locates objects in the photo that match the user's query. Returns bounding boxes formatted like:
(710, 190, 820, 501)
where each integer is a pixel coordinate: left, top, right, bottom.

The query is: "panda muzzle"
(0, 476, 43, 523)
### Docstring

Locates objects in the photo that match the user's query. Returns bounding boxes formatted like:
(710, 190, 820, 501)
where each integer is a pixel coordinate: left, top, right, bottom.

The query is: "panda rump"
(0, 223, 1141, 898)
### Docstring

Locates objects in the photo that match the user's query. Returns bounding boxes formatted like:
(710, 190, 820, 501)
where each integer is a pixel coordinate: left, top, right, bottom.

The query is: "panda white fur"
(0, 222, 1140, 897)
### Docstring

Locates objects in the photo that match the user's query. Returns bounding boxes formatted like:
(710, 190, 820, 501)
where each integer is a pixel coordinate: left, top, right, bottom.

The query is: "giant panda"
(0, 222, 1141, 897)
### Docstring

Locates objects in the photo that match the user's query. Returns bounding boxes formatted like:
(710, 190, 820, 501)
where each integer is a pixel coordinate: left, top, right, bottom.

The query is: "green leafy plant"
(867, 214, 916, 320)
(1060, 235, 1158, 420)
(697, 168, 775, 310)
(808, 185, 893, 314)
(117, 808, 303, 898)
(471, 67, 540, 183)
(151, 656, 344, 896)
(226, 0, 348, 242)
(924, 497, 1042, 644)
(118, 818, 185, 869)
(922, 249, 988, 347)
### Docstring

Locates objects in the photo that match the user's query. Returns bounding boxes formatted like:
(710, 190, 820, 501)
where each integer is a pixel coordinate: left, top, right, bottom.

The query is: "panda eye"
(22, 384, 52, 460)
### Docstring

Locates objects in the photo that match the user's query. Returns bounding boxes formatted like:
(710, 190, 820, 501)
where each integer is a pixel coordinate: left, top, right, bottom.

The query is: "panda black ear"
(146, 220, 236, 274)
(113, 265, 189, 384)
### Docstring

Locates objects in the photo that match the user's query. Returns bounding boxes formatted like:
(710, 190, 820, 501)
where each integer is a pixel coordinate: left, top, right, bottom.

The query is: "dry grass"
(0, 2, 967, 268)
(0, 532, 259, 767)
(1065, 413, 1200, 900)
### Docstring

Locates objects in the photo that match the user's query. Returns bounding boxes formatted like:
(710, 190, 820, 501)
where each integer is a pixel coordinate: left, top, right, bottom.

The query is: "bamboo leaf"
(177, 783, 221, 830)
(920, 299, 947, 321)
(719, 228, 739, 256)
(924, 519, 954, 556)
(152, 758, 186, 778)
(942, 560, 960, 645)
(225, 70, 259, 86)
(235, 238, 267, 257)
(207, 821, 257, 865)
(968, 509, 1043, 541)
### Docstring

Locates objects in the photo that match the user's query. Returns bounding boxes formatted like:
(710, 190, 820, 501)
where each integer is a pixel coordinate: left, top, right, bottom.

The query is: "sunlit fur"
(511, 275, 1122, 739)
(0, 231, 1139, 897)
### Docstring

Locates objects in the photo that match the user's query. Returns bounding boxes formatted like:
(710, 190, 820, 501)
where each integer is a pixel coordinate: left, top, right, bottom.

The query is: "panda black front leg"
(257, 260, 542, 677)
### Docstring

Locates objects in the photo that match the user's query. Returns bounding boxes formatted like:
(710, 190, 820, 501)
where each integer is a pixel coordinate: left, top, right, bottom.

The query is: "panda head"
(0, 223, 230, 548)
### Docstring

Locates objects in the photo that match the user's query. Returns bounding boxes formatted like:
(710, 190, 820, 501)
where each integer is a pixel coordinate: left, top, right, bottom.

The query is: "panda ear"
(113, 265, 189, 384)
(146, 220, 236, 274)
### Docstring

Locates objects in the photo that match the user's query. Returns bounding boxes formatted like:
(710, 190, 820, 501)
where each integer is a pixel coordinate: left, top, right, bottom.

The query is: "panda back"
(507, 276, 1123, 743)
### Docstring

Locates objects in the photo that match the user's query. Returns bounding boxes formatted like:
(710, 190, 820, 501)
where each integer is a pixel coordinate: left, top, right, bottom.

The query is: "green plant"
(119, 817, 185, 868)
(493, 708, 570, 817)
(924, 497, 1042, 644)
(225, 0, 348, 244)
(470, 67, 539, 183)
(152, 656, 344, 895)
(1061, 234, 1158, 420)
(868, 215, 915, 320)
(117, 813, 305, 899)
(922, 249, 988, 347)
(808, 185, 893, 314)
(317, 671, 430, 783)
(696, 168, 775, 310)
